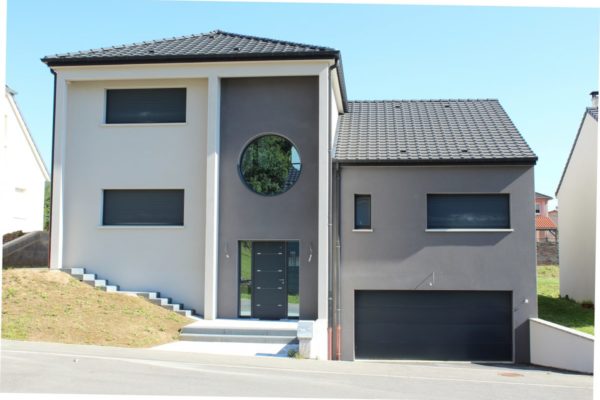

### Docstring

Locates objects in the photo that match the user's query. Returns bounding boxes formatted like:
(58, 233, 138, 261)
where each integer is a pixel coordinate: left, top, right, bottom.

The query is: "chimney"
(592, 91, 599, 108)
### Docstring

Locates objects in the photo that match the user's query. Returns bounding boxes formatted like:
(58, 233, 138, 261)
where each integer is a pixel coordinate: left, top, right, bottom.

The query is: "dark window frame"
(102, 189, 185, 226)
(426, 193, 511, 230)
(354, 194, 372, 230)
(105, 88, 187, 124)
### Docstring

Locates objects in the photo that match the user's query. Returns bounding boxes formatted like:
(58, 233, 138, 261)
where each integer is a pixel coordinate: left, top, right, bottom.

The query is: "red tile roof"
(536, 215, 557, 230)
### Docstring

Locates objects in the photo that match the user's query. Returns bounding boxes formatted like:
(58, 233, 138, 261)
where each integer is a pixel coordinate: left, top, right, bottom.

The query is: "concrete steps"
(61, 267, 196, 319)
(180, 320, 298, 344)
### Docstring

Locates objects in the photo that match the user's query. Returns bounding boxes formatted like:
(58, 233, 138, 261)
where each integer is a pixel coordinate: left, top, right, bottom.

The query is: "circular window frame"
(237, 133, 302, 197)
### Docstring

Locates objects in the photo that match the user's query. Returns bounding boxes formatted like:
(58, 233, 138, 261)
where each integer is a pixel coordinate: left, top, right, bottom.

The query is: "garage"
(355, 290, 512, 361)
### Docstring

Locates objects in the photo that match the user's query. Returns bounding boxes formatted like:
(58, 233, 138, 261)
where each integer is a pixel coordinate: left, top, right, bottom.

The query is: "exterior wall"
(1, 92, 49, 235)
(60, 79, 208, 313)
(558, 114, 597, 303)
(338, 165, 537, 362)
(217, 77, 320, 319)
(535, 198, 548, 216)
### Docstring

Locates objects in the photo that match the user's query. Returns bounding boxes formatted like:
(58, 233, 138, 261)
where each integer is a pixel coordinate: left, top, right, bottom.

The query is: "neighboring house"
(556, 91, 599, 303)
(42, 31, 538, 362)
(535, 192, 557, 242)
(549, 208, 558, 225)
(0, 86, 50, 236)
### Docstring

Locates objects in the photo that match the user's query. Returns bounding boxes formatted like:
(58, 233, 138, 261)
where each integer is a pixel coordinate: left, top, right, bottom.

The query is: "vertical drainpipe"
(327, 62, 335, 360)
(335, 163, 342, 360)
(47, 70, 57, 269)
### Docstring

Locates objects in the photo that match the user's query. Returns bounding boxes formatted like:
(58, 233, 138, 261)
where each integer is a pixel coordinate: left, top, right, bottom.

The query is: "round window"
(239, 134, 301, 196)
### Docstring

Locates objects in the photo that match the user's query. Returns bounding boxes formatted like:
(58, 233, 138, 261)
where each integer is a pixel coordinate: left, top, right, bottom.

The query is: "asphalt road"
(0, 340, 592, 399)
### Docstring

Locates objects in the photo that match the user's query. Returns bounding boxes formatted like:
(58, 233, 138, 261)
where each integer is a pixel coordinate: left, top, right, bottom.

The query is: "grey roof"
(334, 99, 537, 164)
(556, 107, 598, 195)
(42, 30, 348, 110)
(535, 192, 553, 199)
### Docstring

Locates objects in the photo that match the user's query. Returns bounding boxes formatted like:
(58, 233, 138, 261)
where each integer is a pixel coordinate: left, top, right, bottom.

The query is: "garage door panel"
(355, 291, 512, 361)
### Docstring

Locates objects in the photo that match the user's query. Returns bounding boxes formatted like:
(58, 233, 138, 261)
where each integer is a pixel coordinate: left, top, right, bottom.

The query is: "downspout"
(335, 163, 342, 360)
(327, 61, 336, 360)
(47, 69, 57, 269)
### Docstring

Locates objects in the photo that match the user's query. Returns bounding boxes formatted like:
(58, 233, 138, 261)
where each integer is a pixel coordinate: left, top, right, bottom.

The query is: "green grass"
(537, 265, 594, 335)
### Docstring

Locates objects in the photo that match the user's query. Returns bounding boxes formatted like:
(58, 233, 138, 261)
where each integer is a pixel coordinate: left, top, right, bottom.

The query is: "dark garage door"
(355, 291, 512, 361)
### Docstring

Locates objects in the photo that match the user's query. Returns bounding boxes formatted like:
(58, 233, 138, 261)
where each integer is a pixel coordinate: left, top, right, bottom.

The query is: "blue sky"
(6, 1, 599, 207)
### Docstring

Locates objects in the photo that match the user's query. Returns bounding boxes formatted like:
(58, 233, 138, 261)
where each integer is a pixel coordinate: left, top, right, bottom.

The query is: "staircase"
(61, 267, 197, 318)
(179, 319, 298, 344)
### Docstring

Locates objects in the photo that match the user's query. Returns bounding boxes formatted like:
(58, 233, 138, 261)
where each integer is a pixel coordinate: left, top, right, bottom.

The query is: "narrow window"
(103, 189, 184, 226)
(354, 194, 371, 230)
(427, 194, 510, 229)
(105, 88, 186, 124)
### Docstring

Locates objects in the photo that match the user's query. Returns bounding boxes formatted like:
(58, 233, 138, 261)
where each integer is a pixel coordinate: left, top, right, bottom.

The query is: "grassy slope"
(2, 268, 193, 347)
(537, 265, 594, 335)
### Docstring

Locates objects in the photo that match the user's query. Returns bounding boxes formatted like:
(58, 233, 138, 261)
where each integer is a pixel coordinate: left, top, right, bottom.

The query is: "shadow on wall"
(3, 231, 49, 267)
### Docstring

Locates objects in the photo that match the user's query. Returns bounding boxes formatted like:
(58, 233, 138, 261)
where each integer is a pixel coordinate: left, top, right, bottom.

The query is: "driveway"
(0, 340, 592, 399)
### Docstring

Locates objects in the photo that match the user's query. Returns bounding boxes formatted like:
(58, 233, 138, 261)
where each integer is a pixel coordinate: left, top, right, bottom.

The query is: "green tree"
(44, 181, 51, 231)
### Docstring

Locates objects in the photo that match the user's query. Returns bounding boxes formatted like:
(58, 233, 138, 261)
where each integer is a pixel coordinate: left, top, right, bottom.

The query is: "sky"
(6, 1, 600, 208)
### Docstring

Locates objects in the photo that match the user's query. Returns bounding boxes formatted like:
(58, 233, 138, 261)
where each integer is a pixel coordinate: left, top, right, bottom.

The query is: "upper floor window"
(354, 194, 372, 230)
(427, 194, 510, 229)
(535, 203, 541, 215)
(103, 189, 184, 226)
(105, 88, 186, 124)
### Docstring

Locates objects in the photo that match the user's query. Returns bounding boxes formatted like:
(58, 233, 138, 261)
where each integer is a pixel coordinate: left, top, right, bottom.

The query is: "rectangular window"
(103, 189, 184, 226)
(535, 203, 541, 215)
(427, 194, 510, 229)
(105, 88, 186, 124)
(354, 194, 371, 230)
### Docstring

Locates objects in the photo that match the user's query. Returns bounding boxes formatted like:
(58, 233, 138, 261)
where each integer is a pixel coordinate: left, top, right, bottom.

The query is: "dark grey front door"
(252, 242, 287, 319)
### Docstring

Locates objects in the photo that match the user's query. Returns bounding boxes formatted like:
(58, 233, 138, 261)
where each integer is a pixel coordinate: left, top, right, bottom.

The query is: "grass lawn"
(2, 268, 193, 347)
(537, 265, 594, 335)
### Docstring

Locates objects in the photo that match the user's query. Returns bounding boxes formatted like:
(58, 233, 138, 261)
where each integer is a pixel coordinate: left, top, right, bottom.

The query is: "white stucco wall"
(60, 79, 208, 313)
(1, 90, 49, 235)
(558, 113, 597, 303)
(530, 318, 593, 374)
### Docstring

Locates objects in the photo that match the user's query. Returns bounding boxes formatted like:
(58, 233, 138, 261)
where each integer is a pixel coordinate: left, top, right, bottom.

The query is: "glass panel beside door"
(238, 240, 300, 319)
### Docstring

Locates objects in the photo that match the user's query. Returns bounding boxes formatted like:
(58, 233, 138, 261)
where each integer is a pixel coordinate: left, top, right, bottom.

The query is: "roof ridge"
(348, 98, 500, 103)
(210, 30, 336, 52)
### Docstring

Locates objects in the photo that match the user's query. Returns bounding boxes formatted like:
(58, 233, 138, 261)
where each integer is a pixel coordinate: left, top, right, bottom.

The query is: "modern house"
(1, 86, 50, 236)
(42, 31, 538, 362)
(535, 192, 557, 242)
(556, 91, 598, 303)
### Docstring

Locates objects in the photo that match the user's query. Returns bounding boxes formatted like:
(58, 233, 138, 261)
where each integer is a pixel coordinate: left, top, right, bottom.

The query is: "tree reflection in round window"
(240, 134, 301, 196)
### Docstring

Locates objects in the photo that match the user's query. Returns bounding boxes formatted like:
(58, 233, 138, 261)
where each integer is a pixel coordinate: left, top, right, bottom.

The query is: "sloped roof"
(42, 30, 348, 110)
(535, 192, 553, 199)
(334, 99, 537, 164)
(556, 107, 599, 195)
(536, 215, 557, 230)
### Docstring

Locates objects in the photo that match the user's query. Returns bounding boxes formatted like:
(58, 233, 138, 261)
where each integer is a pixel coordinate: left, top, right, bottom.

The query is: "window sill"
(97, 225, 185, 229)
(426, 228, 514, 233)
(99, 122, 187, 127)
(352, 229, 373, 233)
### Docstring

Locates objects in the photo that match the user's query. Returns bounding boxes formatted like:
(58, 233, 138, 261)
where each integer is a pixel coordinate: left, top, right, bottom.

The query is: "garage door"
(355, 290, 512, 361)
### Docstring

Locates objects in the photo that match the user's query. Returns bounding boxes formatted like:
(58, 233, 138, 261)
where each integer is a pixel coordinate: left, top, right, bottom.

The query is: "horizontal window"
(355, 194, 371, 230)
(427, 194, 510, 229)
(105, 88, 186, 124)
(103, 190, 184, 226)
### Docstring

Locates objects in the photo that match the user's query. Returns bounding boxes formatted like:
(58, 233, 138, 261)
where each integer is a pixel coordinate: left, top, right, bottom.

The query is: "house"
(42, 31, 538, 362)
(556, 91, 598, 303)
(535, 192, 557, 242)
(1, 86, 50, 236)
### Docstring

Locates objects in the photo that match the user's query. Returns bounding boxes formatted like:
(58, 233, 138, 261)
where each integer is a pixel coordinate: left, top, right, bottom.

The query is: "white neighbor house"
(556, 91, 599, 303)
(1, 86, 50, 236)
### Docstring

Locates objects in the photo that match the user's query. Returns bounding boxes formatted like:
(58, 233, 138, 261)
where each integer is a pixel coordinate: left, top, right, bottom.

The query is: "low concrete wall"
(3, 231, 49, 267)
(537, 241, 559, 265)
(530, 318, 593, 374)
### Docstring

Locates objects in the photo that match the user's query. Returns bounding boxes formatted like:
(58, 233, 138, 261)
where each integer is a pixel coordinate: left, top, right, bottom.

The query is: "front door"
(252, 241, 287, 319)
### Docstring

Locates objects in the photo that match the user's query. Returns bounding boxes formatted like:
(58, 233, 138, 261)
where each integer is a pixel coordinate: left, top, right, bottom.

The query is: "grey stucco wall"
(338, 165, 537, 362)
(218, 77, 319, 319)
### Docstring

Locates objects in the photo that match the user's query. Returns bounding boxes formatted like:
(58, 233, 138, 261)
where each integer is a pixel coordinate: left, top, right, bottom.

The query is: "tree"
(44, 181, 51, 231)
